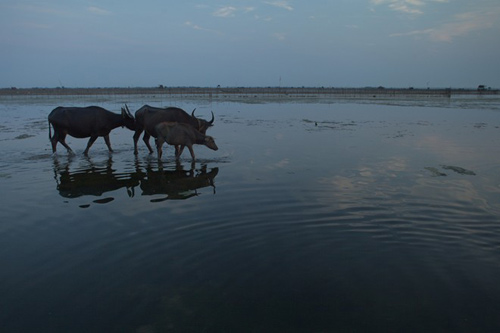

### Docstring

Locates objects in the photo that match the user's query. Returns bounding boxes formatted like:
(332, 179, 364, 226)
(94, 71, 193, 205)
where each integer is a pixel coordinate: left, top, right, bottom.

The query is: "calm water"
(1, 95, 500, 332)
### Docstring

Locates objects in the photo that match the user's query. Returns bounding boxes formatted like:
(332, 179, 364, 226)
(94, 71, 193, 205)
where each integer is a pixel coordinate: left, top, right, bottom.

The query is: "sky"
(1, 0, 499, 88)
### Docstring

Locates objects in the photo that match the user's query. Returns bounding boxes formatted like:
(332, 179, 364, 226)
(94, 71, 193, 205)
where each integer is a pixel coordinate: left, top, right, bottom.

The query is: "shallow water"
(1, 96, 500, 332)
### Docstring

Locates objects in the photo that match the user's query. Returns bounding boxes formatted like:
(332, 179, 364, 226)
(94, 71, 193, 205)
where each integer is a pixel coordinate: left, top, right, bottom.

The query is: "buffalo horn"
(125, 104, 133, 118)
(191, 108, 197, 118)
(209, 111, 215, 125)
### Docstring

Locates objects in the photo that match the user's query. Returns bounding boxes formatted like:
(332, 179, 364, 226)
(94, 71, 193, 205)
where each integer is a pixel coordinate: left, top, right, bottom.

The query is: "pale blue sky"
(1, 0, 499, 88)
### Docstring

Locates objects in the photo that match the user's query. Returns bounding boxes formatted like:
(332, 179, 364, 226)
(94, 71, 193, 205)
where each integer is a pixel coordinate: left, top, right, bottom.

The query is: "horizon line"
(1, 85, 497, 91)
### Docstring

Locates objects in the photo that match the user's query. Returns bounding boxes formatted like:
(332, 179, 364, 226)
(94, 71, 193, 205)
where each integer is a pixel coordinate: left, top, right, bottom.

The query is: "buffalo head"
(203, 135, 218, 151)
(192, 108, 214, 134)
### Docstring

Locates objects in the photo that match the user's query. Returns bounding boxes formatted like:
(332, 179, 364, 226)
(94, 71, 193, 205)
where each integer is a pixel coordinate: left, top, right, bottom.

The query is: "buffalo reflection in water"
(141, 163, 218, 201)
(53, 156, 219, 204)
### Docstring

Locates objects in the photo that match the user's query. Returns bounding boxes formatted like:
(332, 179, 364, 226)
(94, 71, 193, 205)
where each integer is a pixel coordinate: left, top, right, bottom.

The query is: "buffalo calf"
(155, 122, 218, 161)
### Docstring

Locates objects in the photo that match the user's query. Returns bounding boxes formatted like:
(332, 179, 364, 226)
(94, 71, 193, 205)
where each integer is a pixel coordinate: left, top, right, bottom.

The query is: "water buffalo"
(155, 122, 218, 161)
(133, 105, 214, 154)
(48, 105, 135, 155)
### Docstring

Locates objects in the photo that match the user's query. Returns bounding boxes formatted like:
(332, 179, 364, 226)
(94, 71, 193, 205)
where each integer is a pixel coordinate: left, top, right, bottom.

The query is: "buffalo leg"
(156, 137, 164, 159)
(83, 136, 98, 155)
(133, 130, 143, 154)
(175, 145, 185, 159)
(175, 145, 182, 157)
(187, 145, 196, 162)
(55, 132, 74, 154)
(142, 133, 154, 154)
(50, 133, 58, 153)
(59, 140, 74, 154)
(104, 135, 113, 153)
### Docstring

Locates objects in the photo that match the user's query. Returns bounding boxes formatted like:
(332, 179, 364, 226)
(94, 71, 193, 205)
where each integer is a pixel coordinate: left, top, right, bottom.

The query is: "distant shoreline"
(1, 86, 498, 98)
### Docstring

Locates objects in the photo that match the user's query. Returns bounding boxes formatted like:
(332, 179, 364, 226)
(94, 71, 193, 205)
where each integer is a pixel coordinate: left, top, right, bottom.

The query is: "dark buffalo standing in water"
(48, 105, 135, 155)
(133, 105, 214, 154)
(155, 122, 218, 161)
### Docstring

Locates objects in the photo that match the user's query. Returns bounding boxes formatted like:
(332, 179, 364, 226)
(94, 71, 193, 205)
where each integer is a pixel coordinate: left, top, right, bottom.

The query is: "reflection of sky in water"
(1, 97, 500, 332)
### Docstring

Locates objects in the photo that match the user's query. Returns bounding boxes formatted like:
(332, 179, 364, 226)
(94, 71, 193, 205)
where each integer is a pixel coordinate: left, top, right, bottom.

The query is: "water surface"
(1, 96, 500, 332)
